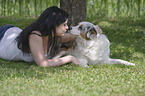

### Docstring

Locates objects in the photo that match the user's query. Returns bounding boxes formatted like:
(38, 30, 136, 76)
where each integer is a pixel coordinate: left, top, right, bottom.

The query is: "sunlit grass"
(0, 16, 145, 96)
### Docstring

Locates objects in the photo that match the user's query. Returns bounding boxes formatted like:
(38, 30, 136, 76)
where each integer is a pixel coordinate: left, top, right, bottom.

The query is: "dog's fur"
(54, 21, 135, 67)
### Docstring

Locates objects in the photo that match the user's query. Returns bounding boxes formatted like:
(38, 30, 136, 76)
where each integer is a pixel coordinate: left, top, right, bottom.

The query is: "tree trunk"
(60, 0, 86, 26)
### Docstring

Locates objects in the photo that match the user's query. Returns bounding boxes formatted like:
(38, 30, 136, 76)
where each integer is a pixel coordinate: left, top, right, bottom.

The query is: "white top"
(0, 27, 34, 62)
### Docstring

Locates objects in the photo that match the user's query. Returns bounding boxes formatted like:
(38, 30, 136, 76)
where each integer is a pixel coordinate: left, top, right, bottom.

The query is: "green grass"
(0, 16, 145, 96)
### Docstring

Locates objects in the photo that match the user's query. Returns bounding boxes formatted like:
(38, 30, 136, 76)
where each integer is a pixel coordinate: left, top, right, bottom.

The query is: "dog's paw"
(80, 64, 89, 68)
(84, 65, 90, 68)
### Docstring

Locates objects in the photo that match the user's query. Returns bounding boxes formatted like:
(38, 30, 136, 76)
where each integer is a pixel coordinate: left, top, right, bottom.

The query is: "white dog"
(54, 21, 135, 67)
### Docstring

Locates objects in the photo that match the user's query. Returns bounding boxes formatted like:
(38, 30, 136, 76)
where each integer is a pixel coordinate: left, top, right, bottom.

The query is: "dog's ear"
(95, 25, 103, 34)
(80, 31, 90, 40)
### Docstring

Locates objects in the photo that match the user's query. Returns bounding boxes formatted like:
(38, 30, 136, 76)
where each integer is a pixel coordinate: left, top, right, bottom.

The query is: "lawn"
(0, 16, 145, 96)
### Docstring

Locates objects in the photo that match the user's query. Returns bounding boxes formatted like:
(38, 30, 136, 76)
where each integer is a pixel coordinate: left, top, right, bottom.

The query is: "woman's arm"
(44, 55, 79, 67)
(29, 34, 79, 67)
(58, 33, 76, 49)
(60, 33, 76, 43)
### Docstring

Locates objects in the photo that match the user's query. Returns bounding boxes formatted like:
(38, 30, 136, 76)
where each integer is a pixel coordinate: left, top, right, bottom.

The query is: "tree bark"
(60, 0, 86, 26)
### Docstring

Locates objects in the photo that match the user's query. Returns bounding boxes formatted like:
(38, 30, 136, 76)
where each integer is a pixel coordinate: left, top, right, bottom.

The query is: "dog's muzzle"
(66, 27, 72, 33)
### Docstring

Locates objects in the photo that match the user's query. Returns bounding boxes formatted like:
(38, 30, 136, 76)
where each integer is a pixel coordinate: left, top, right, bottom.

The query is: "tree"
(60, 0, 86, 26)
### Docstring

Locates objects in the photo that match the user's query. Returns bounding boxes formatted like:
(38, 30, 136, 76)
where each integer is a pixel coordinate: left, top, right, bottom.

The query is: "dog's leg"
(53, 51, 67, 59)
(105, 58, 135, 66)
(53, 47, 72, 59)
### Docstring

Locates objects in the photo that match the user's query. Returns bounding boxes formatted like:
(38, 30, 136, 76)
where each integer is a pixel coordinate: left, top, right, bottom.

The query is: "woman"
(0, 6, 80, 67)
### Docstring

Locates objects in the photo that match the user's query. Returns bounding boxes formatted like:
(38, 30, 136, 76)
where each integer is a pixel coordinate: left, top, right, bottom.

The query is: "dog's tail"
(105, 58, 135, 66)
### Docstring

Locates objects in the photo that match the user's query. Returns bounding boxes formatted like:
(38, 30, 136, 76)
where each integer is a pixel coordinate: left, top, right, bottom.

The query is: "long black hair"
(16, 6, 68, 58)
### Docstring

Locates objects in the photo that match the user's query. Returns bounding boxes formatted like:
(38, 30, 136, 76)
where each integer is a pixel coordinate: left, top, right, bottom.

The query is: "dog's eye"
(78, 26, 82, 30)
(89, 28, 97, 35)
(78, 25, 83, 30)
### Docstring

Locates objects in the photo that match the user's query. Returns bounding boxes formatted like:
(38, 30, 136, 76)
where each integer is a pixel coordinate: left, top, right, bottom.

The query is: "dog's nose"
(68, 27, 72, 30)
(66, 27, 72, 33)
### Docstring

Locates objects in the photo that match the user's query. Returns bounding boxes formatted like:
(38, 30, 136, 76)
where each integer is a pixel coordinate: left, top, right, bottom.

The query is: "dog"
(54, 21, 135, 67)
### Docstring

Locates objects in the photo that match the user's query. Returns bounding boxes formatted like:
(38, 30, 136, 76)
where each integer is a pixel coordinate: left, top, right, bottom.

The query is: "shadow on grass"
(91, 17, 145, 60)
(91, 63, 134, 69)
(0, 16, 36, 29)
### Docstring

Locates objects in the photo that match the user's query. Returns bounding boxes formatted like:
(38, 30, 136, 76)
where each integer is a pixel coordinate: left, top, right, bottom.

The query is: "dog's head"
(70, 21, 102, 40)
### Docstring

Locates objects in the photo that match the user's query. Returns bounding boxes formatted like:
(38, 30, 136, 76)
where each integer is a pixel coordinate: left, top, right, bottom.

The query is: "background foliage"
(0, 0, 145, 19)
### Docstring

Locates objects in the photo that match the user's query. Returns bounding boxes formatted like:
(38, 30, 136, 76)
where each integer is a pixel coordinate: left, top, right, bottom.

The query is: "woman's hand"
(68, 55, 80, 65)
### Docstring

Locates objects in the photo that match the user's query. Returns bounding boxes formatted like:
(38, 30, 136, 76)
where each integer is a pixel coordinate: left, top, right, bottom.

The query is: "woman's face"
(56, 19, 68, 36)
